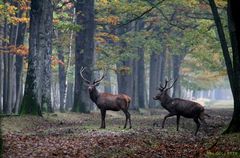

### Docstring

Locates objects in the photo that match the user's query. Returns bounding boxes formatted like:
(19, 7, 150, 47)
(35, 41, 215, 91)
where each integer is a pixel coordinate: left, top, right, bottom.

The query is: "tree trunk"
(3, 19, 10, 114)
(20, 0, 53, 116)
(117, 60, 134, 97)
(104, 71, 112, 93)
(137, 47, 145, 108)
(13, 11, 26, 113)
(223, 0, 240, 133)
(58, 47, 66, 112)
(0, 17, 3, 112)
(41, 1, 53, 113)
(149, 52, 160, 108)
(72, 0, 95, 113)
(172, 55, 182, 98)
(208, 0, 240, 133)
(8, 22, 18, 114)
(132, 59, 138, 109)
(66, 82, 74, 110)
(159, 49, 166, 84)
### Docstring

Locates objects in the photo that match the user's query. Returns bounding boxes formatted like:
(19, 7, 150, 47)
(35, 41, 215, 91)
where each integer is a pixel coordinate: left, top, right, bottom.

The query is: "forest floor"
(1, 108, 240, 158)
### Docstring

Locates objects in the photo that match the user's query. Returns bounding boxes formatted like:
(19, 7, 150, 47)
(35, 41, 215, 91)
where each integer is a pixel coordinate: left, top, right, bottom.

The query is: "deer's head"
(80, 67, 104, 93)
(153, 78, 177, 101)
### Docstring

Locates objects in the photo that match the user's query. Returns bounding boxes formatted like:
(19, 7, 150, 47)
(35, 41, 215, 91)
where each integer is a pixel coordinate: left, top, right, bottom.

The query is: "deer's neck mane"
(161, 94, 173, 107)
(89, 88, 100, 103)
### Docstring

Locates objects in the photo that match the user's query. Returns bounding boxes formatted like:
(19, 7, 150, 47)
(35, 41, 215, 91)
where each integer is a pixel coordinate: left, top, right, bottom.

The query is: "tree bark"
(3, 18, 9, 114)
(104, 71, 112, 93)
(66, 82, 74, 110)
(137, 47, 145, 108)
(0, 16, 3, 112)
(172, 55, 183, 98)
(13, 11, 26, 113)
(20, 0, 53, 115)
(58, 46, 66, 112)
(149, 52, 160, 108)
(223, 0, 240, 133)
(72, 0, 95, 113)
(208, 0, 240, 133)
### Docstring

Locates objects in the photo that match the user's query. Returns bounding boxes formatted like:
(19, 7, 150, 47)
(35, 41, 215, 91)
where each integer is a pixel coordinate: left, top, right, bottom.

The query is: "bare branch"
(109, 0, 165, 33)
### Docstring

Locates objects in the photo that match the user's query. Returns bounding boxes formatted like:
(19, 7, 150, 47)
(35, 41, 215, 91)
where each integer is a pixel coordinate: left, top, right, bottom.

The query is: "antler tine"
(80, 67, 91, 84)
(162, 78, 170, 89)
(158, 77, 171, 91)
(158, 83, 164, 91)
(93, 73, 105, 85)
(165, 78, 178, 91)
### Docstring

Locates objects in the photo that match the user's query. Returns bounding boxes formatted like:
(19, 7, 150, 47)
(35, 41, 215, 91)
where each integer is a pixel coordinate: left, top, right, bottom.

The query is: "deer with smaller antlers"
(80, 67, 132, 129)
(153, 78, 208, 135)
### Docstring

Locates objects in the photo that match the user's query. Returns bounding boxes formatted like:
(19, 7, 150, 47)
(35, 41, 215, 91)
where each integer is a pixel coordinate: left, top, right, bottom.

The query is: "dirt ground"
(1, 108, 240, 158)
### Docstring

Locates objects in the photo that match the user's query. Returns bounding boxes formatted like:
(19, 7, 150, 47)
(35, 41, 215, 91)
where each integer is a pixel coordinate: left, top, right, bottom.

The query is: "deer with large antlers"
(80, 67, 132, 129)
(153, 78, 208, 135)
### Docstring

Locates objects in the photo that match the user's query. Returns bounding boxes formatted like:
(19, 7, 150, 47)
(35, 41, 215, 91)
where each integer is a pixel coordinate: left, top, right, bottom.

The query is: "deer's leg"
(199, 114, 208, 133)
(193, 117, 200, 136)
(162, 113, 175, 128)
(128, 111, 132, 129)
(100, 109, 106, 129)
(125, 110, 132, 129)
(123, 110, 129, 129)
(176, 115, 180, 131)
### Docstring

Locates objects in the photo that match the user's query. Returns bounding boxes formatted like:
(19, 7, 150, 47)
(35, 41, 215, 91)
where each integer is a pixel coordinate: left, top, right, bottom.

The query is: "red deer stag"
(80, 67, 132, 129)
(153, 79, 208, 135)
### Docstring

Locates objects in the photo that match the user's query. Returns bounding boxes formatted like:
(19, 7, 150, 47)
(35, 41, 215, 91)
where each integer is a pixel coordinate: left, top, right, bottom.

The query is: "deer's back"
(170, 98, 204, 118)
(97, 93, 130, 110)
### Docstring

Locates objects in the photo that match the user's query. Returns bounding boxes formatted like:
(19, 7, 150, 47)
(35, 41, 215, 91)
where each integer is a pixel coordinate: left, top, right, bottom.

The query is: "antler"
(93, 73, 105, 85)
(80, 67, 91, 84)
(165, 78, 178, 91)
(158, 78, 171, 91)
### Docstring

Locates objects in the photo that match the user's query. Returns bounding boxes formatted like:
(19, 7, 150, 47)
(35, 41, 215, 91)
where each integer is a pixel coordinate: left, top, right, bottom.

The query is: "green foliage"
(50, 0, 230, 91)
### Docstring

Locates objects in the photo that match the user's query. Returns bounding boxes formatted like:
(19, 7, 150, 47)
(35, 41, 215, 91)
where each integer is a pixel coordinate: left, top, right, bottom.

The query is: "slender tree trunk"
(3, 19, 9, 114)
(117, 60, 134, 97)
(159, 49, 166, 84)
(58, 47, 66, 112)
(0, 17, 3, 112)
(63, 8, 75, 111)
(104, 71, 112, 93)
(137, 47, 145, 108)
(149, 52, 160, 108)
(66, 82, 74, 110)
(72, 0, 95, 113)
(132, 59, 138, 110)
(172, 55, 183, 98)
(0, 55, 2, 113)
(8, 23, 18, 114)
(13, 11, 26, 113)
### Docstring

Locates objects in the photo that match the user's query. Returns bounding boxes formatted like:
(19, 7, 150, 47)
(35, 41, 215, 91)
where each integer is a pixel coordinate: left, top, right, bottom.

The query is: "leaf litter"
(2, 109, 240, 158)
